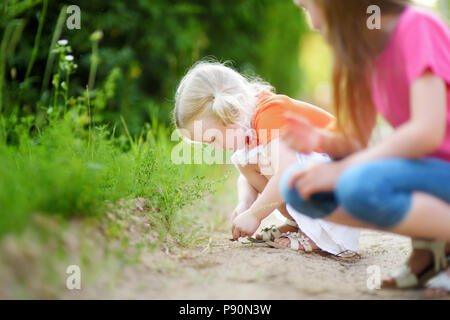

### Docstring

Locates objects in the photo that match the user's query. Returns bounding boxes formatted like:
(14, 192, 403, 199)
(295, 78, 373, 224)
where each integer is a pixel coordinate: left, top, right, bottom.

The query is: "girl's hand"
(281, 111, 322, 154)
(232, 210, 261, 240)
(288, 161, 346, 200)
(231, 201, 253, 236)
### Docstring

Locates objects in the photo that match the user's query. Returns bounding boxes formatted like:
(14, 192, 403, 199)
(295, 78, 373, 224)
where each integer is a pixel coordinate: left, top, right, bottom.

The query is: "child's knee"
(279, 163, 305, 204)
(279, 163, 328, 219)
(335, 163, 408, 228)
(335, 164, 371, 207)
(279, 163, 303, 207)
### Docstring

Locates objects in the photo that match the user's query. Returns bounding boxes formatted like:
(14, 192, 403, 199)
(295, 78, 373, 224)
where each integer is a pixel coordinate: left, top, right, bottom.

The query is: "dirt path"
(5, 115, 424, 300)
(85, 176, 425, 300)
(107, 229, 421, 299)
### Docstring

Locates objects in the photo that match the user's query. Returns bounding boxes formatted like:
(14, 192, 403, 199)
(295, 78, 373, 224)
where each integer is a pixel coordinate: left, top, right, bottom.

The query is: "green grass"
(0, 101, 224, 236)
(0, 34, 225, 243)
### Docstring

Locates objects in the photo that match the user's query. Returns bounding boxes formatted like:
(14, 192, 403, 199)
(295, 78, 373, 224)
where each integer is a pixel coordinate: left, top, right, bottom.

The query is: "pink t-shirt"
(371, 5, 450, 161)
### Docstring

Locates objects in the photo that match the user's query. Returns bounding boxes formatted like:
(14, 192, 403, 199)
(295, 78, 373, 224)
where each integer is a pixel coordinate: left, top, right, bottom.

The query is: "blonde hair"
(173, 61, 274, 132)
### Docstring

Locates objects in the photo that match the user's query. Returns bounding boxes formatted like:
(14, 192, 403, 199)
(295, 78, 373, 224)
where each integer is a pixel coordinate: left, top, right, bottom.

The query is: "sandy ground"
(103, 223, 422, 300)
(43, 123, 438, 300)
(2, 184, 425, 300)
(82, 179, 427, 300)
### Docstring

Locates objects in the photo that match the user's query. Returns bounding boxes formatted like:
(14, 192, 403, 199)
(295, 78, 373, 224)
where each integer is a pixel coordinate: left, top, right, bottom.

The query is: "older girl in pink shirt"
(233, 0, 450, 297)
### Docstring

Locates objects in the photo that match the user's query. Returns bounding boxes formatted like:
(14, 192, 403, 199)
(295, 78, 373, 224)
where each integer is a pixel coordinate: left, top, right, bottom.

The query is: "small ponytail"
(210, 93, 243, 126)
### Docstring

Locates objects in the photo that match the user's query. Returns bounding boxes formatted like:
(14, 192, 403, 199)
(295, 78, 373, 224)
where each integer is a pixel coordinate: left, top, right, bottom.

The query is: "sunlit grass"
(413, 0, 439, 7)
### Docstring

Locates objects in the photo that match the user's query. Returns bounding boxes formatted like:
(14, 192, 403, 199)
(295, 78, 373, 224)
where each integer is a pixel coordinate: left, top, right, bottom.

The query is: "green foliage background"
(2, 0, 307, 134)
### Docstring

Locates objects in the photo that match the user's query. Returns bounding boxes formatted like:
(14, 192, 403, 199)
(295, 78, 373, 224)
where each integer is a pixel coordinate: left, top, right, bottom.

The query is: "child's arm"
(236, 174, 259, 205)
(231, 139, 298, 240)
(342, 71, 446, 167)
(231, 174, 259, 222)
(236, 163, 268, 194)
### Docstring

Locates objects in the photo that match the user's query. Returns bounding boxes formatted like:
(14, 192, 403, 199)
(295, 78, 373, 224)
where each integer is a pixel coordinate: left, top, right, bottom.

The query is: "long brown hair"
(316, 0, 410, 146)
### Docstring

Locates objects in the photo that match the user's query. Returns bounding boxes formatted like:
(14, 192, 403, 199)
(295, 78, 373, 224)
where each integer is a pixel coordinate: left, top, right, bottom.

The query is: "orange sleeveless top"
(250, 92, 335, 153)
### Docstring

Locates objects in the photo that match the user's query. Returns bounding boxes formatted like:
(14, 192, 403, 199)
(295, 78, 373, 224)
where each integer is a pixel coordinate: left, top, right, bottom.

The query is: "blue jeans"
(279, 157, 450, 229)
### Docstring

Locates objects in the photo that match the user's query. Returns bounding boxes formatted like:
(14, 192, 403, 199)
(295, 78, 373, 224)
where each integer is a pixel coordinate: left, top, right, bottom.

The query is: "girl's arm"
(283, 120, 369, 159)
(231, 174, 259, 225)
(232, 139, 298, 239)
(342, 71, 447, 167)
(236, 163, 268, 194)
(268, 95, 372, 159)
(236, 174, 259, 206)
(317, 126, 369, 159)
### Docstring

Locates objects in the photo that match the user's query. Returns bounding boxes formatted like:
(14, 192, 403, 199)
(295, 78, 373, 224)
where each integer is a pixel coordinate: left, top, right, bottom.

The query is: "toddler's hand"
(232, 210, 261, 240)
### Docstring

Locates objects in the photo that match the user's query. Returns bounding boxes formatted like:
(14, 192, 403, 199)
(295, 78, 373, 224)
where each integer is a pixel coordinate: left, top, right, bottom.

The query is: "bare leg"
(389, 192, 450, 241)
(277, 204, 293, 220)
(254, 203, 299, 240)
(320, 192, 450, 290)
(238, 165, 299, 238)
(326, 208, 379, 229)
(383, 192, 450, 290)
(239, 163, 297, 220)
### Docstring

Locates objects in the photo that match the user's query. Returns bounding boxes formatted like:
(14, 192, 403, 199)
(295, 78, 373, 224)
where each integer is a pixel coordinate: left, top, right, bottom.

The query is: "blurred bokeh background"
(2, 0, 449, 133)
(2, 0, 308, 135)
